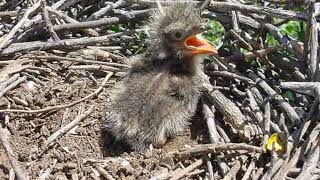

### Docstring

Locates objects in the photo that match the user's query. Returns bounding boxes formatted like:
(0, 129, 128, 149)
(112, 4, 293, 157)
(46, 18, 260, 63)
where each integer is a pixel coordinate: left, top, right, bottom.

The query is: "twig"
(32, 55, 130, 68)
(69, 65, 123, 73)
(0, 11, 18, 17)
(0, 125, 27, 180)
(172, 143, 264, 159)
(0, 74, 20, 90)
(216, 123, 231, 143)
(246, 89, 264, 124)
(203, 11, 261, 29)
(51, 0, 82, 10)
(46, 6, 98, 36)
(209, 1, 307, 20)
(53, 9, 149, 32)
(206, 158, 214, 180)
(0, 72, 113, 113)
(280, 82, 320, 96)
(16, 0, 80, 35)
(261, 157, 285, 180)
(0, 0, 42, 50)
(274, 123, 320, 180)
(262, 23, 303, 58)
(53, 17, 122, 31)
(223, 160, 241, 180)
(263, 101, 271, 144)
(38, 159, 58, 180)
(186, 169, 205, 177)
(229, 3, 240, 33)
(86, 0, 125, 21)
(0, 76, 27, 98)
(247, 70, 301, 124)
(305, 2, 320, 81)
(133, 0, 200, 4)
(42, 2, 60, 41)
(241, 159, 256, 180)
(230, 29, 251, 50)
(202, 103, 220, 143)
(296, 143, 320, 180)
(94, 166, 115, 180)
(200, 0, 211, 10)
(244, 45, 286, 59)
(252, 167, 264, 180)
(45, 105, 94, 146)
(207, 71, 254, 84)
(169, 159, 204, 180)
(1, 32, 123, 55)
(206, 90, 253, 140)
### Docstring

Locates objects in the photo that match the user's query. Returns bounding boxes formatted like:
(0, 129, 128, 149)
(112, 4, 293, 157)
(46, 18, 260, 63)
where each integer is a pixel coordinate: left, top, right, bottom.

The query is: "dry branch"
(53, 9, 149, 32)
(0, 0, 42, 50)
(209, 1, 307, 20)
(0, 74, 20, 89)
(86, 0, 125, 21)
(32, 55, 130, 68)
(54, 17, 122, 31)
(0, 11, 18, 17)
(202, 103, 220, 143)
(46, 7, 98, 36)
(42, 2, 60, 41)
(1, 32, 123, 56)
(69, 65, 123, 73)
(203, 11, 261, 29)
(0, 125, 27, 180)
(207, 71, 254, 84)
(0, 76, 27, 98)
(172, 143, 263, 159)
(45, 105, 94, 146)
(206, 90, 254, 140)
(222, 160, 241, 180)
(240, 158, 257, 180)
(0, 72, 113, 113)
(169, 159, 204, 180)
(305, 2, 320, 81)
(94, 165, 116, 180)
(248, 70, 301, 124)
(280, 82, 320, 96)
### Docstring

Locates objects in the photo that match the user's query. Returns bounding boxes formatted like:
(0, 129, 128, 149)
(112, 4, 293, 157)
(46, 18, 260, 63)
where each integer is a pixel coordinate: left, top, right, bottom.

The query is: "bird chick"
(103, 2, 218, 152)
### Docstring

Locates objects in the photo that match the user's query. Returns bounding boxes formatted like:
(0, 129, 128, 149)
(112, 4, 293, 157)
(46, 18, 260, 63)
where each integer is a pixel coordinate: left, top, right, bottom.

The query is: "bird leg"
(152, 127, 168, 148)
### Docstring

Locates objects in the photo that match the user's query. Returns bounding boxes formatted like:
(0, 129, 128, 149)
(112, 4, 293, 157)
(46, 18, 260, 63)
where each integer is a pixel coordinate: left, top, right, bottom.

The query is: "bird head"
(147, 2, 218, 60)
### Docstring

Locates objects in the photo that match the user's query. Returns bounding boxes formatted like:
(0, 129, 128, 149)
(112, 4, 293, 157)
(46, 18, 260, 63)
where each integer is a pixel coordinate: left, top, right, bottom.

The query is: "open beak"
(184, 34, 218, 55)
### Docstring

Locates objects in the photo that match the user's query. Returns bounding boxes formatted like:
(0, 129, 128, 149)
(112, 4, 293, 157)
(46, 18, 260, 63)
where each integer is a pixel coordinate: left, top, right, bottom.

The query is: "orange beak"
(184, 34, 218, 55)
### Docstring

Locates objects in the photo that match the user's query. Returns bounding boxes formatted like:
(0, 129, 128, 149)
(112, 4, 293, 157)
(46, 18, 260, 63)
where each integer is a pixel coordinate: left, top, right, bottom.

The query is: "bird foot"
(152, 132, 168, 148)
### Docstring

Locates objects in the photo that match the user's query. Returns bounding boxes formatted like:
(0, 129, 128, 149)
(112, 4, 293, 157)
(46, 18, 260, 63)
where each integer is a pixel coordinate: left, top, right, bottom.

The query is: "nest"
(0, 0, 319, 179)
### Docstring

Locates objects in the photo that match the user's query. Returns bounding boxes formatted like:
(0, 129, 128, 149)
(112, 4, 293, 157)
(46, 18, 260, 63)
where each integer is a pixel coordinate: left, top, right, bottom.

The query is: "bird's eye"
(172, 31, 183, 40)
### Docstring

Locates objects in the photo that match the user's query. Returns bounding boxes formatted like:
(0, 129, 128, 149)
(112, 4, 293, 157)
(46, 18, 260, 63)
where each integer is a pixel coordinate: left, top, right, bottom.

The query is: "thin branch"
(45, 105, 94, 146)
(1, 33, 123, 56)
(169, 159, 204, 180)
(0, 124, 27, 180)
(172, 143, 264, 159)
(0, 72, 113, 113)
(0, 0, 42, 50)
(42, 2, 60, 41)
(209, 1, 307, 20)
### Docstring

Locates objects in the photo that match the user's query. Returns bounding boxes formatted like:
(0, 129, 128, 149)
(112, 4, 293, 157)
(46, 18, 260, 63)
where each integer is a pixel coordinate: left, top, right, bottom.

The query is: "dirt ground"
(0, 70, 211, 180)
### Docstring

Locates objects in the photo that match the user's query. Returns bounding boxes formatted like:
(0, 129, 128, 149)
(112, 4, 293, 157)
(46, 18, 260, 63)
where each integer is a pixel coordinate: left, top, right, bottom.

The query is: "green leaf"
(283, 90, 295, 101)
(202, 20, 225, 45)
(280, 21, 306, 42)
(266, 33, 279, 46)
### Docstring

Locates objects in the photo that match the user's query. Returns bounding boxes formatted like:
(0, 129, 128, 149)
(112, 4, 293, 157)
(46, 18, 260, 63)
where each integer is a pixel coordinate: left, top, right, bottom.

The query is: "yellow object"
(265, 133, 283, 152)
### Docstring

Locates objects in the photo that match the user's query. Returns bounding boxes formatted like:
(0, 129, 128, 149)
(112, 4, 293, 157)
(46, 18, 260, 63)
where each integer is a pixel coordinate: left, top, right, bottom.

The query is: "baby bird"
(104, 2, 218, 152)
